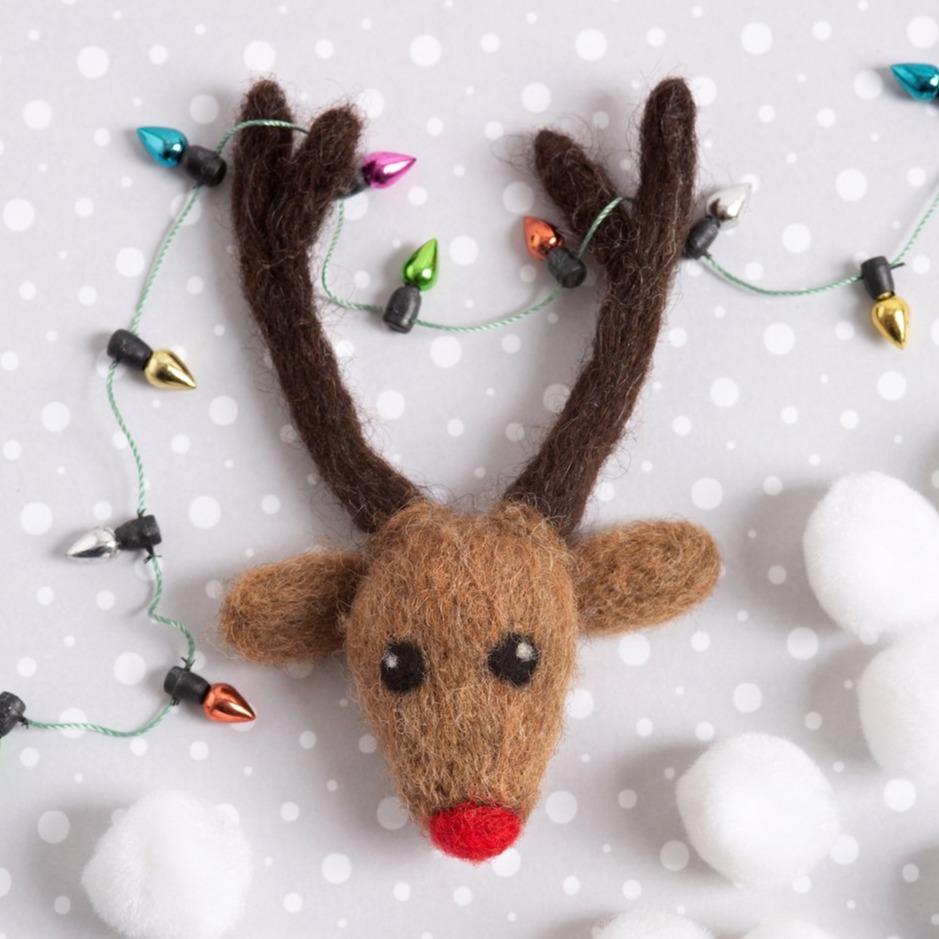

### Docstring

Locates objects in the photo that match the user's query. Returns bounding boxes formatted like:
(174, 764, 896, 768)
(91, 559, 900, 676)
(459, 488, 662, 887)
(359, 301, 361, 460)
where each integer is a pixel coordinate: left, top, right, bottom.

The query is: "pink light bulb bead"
(360, 151, 417, 189)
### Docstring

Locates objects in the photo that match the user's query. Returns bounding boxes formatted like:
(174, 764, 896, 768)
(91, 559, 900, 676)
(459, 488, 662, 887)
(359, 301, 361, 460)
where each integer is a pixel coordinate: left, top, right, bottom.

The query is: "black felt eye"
(380, 640, 426, 694)
(488, 633, 539, 687)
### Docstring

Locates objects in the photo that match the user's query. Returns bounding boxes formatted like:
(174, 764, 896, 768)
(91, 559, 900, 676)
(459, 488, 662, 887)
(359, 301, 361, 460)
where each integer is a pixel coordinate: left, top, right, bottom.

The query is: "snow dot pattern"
(1, 3, 936, 937)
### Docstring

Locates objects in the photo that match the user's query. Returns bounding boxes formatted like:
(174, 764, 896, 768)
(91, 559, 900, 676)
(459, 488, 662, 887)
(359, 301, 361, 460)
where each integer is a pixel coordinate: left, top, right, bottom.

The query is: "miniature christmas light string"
(4, 59, 939, 753)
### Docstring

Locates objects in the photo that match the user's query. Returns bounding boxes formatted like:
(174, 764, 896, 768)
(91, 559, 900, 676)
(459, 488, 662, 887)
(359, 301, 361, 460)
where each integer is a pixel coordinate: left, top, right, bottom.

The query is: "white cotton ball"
(859, 633, 939, 780)
(743, 920, 835, 939)
(596, 910, 714, 939)
(803, 472, 939, 641)
(82, 790, 252, 939)
(676, 732, 839, 888)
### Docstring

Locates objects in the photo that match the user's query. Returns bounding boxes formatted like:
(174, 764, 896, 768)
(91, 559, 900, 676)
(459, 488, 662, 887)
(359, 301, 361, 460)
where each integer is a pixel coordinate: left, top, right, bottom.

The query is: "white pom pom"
(676, 733, 839, 888)
(82, 790, 252, 939)
(596, 910, 714, 939)
(743, 920, 834, 939)
(803, 472, 939, 641)
(859, 633, 939, 780)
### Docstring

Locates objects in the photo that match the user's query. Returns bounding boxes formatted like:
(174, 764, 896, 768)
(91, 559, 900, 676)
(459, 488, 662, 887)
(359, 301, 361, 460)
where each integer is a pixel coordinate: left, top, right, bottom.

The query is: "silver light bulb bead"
(705, 183, 752, 228)
(66, 527, 120, 561)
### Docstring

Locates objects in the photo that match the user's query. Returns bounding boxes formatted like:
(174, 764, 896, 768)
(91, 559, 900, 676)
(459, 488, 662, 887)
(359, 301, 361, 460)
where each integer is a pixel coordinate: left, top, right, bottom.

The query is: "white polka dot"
(392, 881, 411, 900)
(149, 44, 168, 64)
(430, 336, 462, 368)
(17, 657, 36, 677)
(543, 383, 570, 414)
(501, 334, 521, 354)
(741, 22, 773, 54)
(618, 789, 638, 810)
(902, 863, 920, 883)
(189, 741, 208, 761)
(830, 834, 859, 865)
(660, 840, 690, 871)
(113, 652, 145, 685)
(672, 416, 691, 436)
(314, 39, 334, 59)
(209, 396, 238, 426)
(787, 627, 819, 661)
(376, 390, 405, 420)
(816, 107, 836, 128)
(884, 778, 917, 812)
(565, 688, 594, 719)
(805, 712, 822, 731)
(409, 34, 441, 67)
(840, 409, 859, 430)
(521, 82, 551, 113)
(280, 801, 299, 822)
(446, 418, 464, 437)
(171, 434, 191, 454)
(115, 247, 145, 277)
(622, 879, 642, 900)
(56, 708, 86, 739)
(96, 590, 115, 611)
(358, 733, 376, 754)
(4, 198, 35, 231)
(408, 186, 428, 207)
(768, 564, 787, 585)
(502, 181, 534, 214)
(757, 104, 775, 123)
(78, 285, 97, 306)
(189, 495, 221, 529)
(77, 45, 109, 77)
(695, 722, 715, 742)
(646, 27, 666, 46)
(261, 494, 280, 515)
(853, 69, 883, 100)
(545, 790, 577, 824)
(691, 478, 722, 510)
(562, 875, 580, 895)
(690, 76, 717, 107)
(284, 893, 302, 913)
(426, 117, 443, 136)
(908, 16, 939, 48)
(299, 730, 317, 750)
(781, 223, 811, 254)
(835, 168, 867, 202)
(23, 100, 52, 129)
(74, 197, 94, 218)
(377, 796, 408, 831)
(691, 630, 711, 652)
(453, 886, 472, 906)
(877, 370, 907, 402)
(357, 89, 384, 119)
(491, 847, 520, 877)
(449, 235, 478, 266)
(322, 853, 351, 884)
(764, 322, 795, 355)
(762, 475, 783, 496)
(41, 402, 70, 432)
(189, 94, 219, 124)
(484, 121, 503, 140)
(481, 33, 500, 52)
(38, 810, 70, 844)
(575, 28, 607, 61)
(20, 747, 39, 767)
(733, 682, 763, 713)
(812, 21, 832, 40)
(709, 377, 739, 407)
(668, 327, 688, 347)
(781, 405, 799, 424)
(21, 502, 52, 535)
(618, 634, 651, 666)
(243, 40, 276, 70)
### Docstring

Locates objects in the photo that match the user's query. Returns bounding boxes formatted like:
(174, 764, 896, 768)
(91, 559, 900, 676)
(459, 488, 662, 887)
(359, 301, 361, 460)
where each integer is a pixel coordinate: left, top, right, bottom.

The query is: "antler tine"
(232, 81, 423, 533)
(503, 79, 697, 537)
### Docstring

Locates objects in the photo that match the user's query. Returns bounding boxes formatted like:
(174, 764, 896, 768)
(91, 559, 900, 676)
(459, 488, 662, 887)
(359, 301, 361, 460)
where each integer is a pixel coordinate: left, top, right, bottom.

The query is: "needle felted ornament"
(742, 921, 835, 939)
(596, 911, 714, 939)
(219, 78, 719, 862)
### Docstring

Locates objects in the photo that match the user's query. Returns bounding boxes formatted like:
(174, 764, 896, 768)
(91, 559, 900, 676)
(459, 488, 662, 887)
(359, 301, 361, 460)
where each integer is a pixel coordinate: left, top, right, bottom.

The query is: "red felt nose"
(428, 802, 521, 862)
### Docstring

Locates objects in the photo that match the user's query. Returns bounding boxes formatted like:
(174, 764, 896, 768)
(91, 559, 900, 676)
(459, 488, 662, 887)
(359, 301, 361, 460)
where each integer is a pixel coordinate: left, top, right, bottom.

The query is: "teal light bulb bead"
(891, 63, 939, 101)
(137, 126, 189, 167)
(401, 238, 439, 291)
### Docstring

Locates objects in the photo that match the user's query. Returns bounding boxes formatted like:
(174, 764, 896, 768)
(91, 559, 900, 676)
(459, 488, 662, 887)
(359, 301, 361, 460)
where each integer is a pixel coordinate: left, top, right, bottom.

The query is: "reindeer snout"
(428, 802, 521, 861)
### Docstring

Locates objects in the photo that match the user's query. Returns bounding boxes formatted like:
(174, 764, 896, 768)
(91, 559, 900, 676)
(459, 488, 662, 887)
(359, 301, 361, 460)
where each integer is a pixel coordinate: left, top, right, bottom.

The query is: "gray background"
(1, 1, 938, 937)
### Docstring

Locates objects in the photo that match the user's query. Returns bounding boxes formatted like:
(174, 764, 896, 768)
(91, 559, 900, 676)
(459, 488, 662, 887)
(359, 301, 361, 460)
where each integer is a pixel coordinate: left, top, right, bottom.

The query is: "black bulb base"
(114, 515, 162, 553)
(181, 145, 227, 187)
(163, 666, 210, 704)
(546, 247, 588, 288)
(860, 256, 896, 301)
(383, 285, 422, 333)
(0, 692, 26, 738)
(684, 216, 721, 259)
(107, 329, 154, 371)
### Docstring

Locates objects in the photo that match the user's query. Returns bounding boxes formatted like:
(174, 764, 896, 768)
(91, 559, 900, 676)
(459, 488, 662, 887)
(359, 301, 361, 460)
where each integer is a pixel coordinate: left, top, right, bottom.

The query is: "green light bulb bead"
(401, 238, 439, 291)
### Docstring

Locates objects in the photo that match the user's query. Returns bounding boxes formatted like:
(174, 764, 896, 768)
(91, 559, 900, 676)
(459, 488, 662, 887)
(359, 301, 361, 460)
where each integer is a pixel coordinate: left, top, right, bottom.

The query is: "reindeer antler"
(231, 81, 422, 533)
(503, 79, 697, 537)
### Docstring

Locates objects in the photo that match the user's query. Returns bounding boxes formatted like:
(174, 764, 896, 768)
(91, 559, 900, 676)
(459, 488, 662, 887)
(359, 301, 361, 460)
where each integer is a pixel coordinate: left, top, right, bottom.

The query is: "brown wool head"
(220, 78, 720, 862)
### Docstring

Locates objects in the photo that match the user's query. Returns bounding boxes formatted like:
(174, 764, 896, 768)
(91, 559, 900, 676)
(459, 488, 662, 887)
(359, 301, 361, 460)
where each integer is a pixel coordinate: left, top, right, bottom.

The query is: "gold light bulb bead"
(870, 292, 910, 350)
(143, 348, 197, 390)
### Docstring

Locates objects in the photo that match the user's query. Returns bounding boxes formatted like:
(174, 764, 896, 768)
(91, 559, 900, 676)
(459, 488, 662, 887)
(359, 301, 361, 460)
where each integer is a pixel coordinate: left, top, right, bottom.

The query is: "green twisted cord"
(701, 181, 939, 297)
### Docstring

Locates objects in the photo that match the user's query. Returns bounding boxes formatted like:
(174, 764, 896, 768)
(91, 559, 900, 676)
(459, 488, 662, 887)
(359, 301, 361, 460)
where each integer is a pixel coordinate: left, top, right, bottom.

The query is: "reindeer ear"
(572, 521, 720, 636)
(219, 551, 367, 664)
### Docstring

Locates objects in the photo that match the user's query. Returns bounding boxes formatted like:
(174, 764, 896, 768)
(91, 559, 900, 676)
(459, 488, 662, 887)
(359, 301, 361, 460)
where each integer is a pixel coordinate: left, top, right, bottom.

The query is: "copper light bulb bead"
(523, 216, 565, 260)
(203, 683, 256, 723)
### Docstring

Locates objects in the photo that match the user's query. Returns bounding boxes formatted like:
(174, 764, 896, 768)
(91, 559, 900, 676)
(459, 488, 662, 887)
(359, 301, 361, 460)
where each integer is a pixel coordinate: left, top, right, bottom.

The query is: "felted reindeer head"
(221, 78, 719, 861)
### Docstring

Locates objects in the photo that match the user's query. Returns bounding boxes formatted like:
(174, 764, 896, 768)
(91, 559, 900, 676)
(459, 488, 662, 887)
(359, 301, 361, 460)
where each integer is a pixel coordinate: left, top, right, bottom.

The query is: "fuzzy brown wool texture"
(504, 78, 698, 538)
(221, 77, 719, 838)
